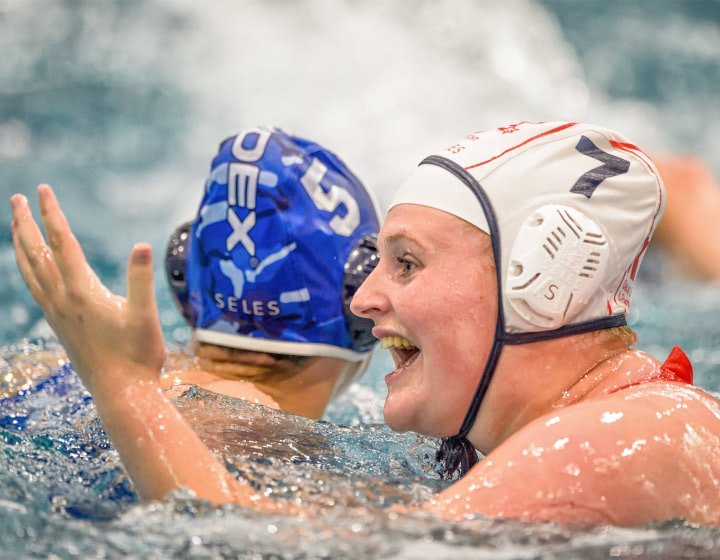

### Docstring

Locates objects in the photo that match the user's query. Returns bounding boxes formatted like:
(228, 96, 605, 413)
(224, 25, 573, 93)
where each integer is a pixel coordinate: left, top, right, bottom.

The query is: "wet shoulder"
(159, 369, 280, 409)
(430, 384, 720, 526)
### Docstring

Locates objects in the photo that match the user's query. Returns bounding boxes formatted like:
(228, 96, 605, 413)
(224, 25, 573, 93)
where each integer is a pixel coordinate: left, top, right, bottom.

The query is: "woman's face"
(351, 204, 498, 437)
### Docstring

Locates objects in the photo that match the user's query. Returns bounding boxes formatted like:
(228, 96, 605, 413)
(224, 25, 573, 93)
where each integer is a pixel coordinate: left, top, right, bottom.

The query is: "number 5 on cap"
(300, 158, 360, 237)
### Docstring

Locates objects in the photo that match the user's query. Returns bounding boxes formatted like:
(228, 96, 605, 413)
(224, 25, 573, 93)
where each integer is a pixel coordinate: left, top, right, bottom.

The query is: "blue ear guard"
(341, 233, 379, 352)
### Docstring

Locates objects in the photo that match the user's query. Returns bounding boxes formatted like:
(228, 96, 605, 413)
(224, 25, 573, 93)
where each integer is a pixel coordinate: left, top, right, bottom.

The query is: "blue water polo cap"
(170, 127, 381, 361)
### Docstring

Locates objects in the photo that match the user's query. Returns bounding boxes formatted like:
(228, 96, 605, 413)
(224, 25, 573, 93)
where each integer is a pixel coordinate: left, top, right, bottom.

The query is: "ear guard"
(506, 204, 610, 329)
(165, 220, 193, 325)
(341, 233, 380, 352)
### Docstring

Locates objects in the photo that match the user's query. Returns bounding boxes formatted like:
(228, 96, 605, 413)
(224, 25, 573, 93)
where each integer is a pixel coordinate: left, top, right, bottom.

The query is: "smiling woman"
(11, 120, 720, 528)
(354, 205, 497, 439)
(350, 121, 720, 526)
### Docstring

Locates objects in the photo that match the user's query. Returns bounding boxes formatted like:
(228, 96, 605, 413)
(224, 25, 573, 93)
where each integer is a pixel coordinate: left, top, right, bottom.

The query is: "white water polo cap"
(390, 121, 665, 338)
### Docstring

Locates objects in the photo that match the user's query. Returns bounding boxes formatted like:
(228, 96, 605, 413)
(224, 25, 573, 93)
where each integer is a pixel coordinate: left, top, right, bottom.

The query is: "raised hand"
(11, 184, 166, 393)
(9, 185, 297, 509)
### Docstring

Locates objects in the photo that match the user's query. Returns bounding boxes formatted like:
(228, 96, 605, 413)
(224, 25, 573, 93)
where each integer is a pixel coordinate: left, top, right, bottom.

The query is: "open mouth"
(380, 336, 419, 368)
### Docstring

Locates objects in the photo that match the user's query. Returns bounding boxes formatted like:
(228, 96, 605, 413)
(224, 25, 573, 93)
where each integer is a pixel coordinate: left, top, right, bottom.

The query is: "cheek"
(433, 286, 496, 347)
(394, 283, 433, 326)
(427, 283, 497, 382)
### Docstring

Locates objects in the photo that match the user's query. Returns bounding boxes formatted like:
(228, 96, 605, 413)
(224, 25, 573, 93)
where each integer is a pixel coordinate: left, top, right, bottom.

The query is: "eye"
(397, 256, 417, 277)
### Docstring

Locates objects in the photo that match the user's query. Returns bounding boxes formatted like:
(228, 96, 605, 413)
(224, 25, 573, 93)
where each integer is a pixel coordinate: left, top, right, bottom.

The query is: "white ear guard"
(507, 204, 609, 330)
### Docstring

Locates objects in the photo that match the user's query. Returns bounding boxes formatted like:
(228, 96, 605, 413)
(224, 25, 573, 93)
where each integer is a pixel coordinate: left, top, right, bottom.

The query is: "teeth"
(380, 336, 415, 349)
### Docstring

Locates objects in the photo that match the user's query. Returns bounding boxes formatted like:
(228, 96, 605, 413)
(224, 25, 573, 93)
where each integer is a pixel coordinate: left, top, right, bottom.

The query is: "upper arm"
(423, 391, 717, 526)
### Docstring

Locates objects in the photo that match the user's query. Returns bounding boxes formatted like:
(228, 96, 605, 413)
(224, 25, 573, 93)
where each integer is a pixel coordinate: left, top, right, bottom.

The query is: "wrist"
(84, 363, 163, 403)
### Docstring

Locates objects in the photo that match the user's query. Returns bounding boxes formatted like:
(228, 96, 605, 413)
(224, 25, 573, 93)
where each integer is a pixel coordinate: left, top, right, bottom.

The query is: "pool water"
(2, 340, 720, 559)
(1, 0, 720, 557)
(3, 341, 720, 559)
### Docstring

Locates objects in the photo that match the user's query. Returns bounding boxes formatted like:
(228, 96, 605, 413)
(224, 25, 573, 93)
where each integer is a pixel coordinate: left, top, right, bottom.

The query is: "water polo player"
(160, 127, 381, 417)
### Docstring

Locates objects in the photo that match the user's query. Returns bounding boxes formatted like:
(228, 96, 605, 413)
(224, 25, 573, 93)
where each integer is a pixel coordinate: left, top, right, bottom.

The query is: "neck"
(553, 347, 661, 407)
(191, 342, 357, 419)
(250, 357, 355, 419)
(465, 330, 647, 453)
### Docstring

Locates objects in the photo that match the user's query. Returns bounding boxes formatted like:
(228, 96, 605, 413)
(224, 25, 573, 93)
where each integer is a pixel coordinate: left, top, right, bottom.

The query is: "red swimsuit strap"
(610, 346, 693, 393)
(659, 345, 694, 385)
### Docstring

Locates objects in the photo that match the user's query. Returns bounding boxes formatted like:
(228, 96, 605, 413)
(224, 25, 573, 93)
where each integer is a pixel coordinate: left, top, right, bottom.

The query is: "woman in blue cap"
(159, 126, 381, 418)
(11, 121, 720, 527)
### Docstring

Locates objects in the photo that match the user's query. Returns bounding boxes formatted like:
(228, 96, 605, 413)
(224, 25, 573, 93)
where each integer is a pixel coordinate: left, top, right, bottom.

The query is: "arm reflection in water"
(12, 121, 720, 529)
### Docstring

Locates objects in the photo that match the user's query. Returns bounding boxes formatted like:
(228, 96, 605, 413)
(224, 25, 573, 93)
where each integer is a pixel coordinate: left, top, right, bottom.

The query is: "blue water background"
(1, 0, 720, 557)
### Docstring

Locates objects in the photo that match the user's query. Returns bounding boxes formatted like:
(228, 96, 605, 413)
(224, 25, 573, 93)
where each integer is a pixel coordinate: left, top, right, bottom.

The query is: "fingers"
(10, 191, 62, 299)
(127, 243, 158, 318)
(37, 184, 91, 287)
(11, 219, 46, 305)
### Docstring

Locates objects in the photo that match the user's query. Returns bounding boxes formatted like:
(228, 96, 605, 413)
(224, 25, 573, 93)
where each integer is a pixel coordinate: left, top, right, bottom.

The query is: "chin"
(382, 399, 417, 434)
(382, 401, 449, 437)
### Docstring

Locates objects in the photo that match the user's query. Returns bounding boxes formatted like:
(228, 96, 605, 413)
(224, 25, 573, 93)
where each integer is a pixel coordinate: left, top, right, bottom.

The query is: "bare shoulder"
(427, 383, 720, 526)
(159, 369, 280, 409)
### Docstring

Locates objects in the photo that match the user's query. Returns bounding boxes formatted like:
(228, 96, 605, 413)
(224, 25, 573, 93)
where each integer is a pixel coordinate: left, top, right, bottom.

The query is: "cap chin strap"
(420, 155, 626, 480)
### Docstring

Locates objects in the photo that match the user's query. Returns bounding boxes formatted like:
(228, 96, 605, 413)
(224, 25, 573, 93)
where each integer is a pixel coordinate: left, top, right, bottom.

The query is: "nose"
(350, 260, 387, 321)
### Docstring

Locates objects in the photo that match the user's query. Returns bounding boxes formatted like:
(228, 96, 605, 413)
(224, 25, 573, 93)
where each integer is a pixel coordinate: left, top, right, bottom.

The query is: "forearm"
(90, 374, 262, 507)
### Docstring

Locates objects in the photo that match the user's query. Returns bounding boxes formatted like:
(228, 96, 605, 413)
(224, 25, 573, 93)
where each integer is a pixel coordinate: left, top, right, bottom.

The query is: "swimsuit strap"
(661, 346, 694, 385)
(610, 346, 693, 393)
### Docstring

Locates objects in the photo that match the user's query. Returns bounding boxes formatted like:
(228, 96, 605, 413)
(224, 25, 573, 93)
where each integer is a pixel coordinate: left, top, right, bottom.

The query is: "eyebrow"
(381, 230, 427, 252)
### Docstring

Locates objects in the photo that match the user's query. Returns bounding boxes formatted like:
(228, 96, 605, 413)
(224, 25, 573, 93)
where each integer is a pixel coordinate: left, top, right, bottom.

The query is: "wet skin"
(350, 203, 498, 437)
(160, 343, 359, 419)
(12, 187, 720, 527)
(353, 204, 720, 526)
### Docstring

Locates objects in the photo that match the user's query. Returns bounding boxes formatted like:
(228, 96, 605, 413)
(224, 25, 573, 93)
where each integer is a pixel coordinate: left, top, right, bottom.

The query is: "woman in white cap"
(11, 121, 720, 527)
(351, 121, 720, 526)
